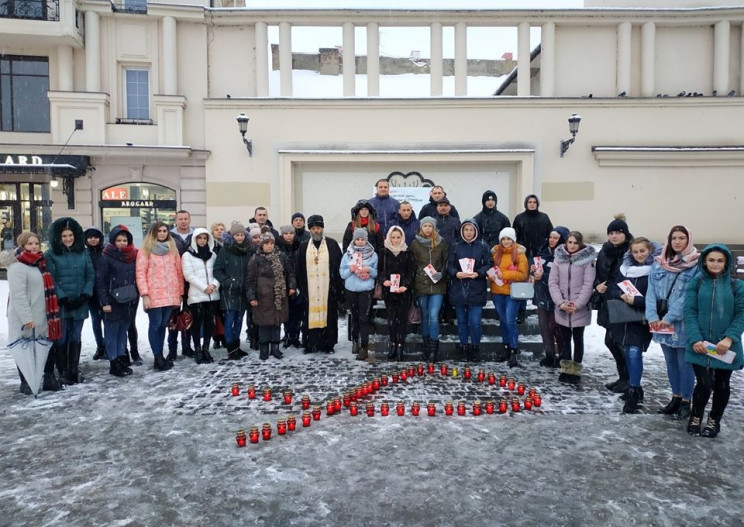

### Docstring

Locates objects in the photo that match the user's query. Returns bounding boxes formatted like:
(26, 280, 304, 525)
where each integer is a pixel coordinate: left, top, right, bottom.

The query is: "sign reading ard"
(2, 155, 44, 165)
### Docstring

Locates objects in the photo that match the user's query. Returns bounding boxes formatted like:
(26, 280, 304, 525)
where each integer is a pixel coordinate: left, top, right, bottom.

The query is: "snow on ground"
(1, 278, 743, 526)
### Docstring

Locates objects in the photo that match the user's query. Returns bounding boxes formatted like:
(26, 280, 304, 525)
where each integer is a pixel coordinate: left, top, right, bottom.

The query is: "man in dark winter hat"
(434, 197, 461, 246)
(296, 214, 343, 354)
(291, 212, 310, 242)
(368, 179, 400, 238)
(473, 190, 511, 249)
(419, 185, 460, 220)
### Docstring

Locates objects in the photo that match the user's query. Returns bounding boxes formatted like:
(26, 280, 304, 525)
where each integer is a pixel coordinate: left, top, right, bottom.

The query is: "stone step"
(361, 338, 543, 362)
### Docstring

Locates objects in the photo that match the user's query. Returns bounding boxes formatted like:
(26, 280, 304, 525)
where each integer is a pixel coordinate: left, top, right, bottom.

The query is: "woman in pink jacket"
(548, 231, 596, 384)
(136, 222, 184, 371)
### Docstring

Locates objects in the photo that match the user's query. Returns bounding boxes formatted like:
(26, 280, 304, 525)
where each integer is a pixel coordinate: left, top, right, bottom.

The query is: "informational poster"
(370, 186, 431, 218)
(110, 216, 145, 248)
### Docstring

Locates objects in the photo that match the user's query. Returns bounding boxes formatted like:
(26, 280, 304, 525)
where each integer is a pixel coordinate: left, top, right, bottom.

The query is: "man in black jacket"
(474, 190, 510, 249)
(418, 185, 460, 220)
(168, 210, 194, 360)
(434, 198, 461, 245)
(513, 195, 553, 322)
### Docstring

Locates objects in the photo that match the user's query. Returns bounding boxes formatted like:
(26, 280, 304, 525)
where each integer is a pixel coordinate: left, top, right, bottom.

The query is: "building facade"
(0, 0, 742, 244)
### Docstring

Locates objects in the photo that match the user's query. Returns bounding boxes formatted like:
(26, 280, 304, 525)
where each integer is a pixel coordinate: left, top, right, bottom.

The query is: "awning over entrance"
(0, 154, 91, 209)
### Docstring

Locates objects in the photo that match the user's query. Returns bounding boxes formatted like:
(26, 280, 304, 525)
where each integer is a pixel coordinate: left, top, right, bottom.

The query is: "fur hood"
(554, 244, 597, 266)
(0, 248, 18, 269)
(108, 224, 134, 246)
(189, 227, 215, 252)
(621, 240, 663, 267)
(48, 217, 85, 254)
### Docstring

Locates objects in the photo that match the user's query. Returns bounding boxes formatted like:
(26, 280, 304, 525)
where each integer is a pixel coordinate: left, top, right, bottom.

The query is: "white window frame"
(122, 67, 150, 121)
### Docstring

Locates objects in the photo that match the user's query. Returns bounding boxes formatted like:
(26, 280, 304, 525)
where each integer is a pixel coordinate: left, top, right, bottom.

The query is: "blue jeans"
(492, 294, 519, 348)
(661, 344, 695, 399)
(224, 309, 245, 345)
(104, 319, 130, 360)
(417, 294, 444, 340)
(455, 304, 483, 345)
(58, 318, 84, 346)
(89, 306, 103, 345)
(147, 306, 173, 357)
(626, 345, 643, 387)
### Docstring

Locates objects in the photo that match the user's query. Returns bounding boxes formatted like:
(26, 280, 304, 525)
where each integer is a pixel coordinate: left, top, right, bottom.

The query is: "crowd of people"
(4, 180, 743, 438)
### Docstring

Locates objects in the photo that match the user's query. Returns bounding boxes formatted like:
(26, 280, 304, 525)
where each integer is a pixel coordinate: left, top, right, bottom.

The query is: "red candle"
(507, 378, 516, 391)
(356, 387, 364, 399)
(381, 374, 388, 387)
(236, 429, 247, 447)
(366, 402, 375, 417)
(400, 370, 408, 382)
(349, 401, 359, 416)
(326, 401, 335, 416)
(517, 382, 525, 396)
(499, 374, 507, 387)
(287, 415, 296, 431)
(392, 373, 399, 384)
(249, 426, 259, 444)
(365, 381, 373, 394)
(444, 401, 454, 416)
(301, 395, 311, 409)
(343, 393, 351, 408)
(485, 400, 495, 415)
(524, 398, 533, 411)
(302, 411, 311, 427)
(247, 385, 256, 399)
(312, 406, 321, 421)
(457, 401, 466, 416)
(417, 364, 425, 376)
(372, 378, 381, 391)
(396, 402, 405, 416)
(361, 383, 370, 396)
(334, 397, 342, 412)
(277, 419, 287, 435)
(441, 364, 448, 376)
(427, 402, 436, 417)
(511, 399, 520, 412)
(408, 365, 416, 378)
(488, 372, 496, 386)
(472, 400, 482, 416)
(263, 388, 272, 401)
(529, 387, 537, 398)
(499, 399, 508, 414)
(411, 402, 420, 416)
(463, 367, 472, 380)
(533, 394, 542, 407)
(261, 423, 272, 440)
(477, 370, 485, 383)
(283, 390, 293, 404)
(231, 384, 240, 397)
(380, 402, 390, 416)
(428, 363, 435, 374)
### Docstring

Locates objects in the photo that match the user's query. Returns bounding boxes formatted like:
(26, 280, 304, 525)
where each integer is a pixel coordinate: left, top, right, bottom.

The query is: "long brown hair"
(142, 221, 177, 257)
(663, 226, 690, 260)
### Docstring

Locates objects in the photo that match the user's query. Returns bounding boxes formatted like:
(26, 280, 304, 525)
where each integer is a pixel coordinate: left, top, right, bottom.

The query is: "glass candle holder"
(507, 378, 516, 391)
(301, 395, 311, 409)
(263, 388, 272, 401)
(366, 402, 375, 417)
(277, 419, 287, 435)
(499, 374, 507, 387)
(411, 402, 420, 416)
(283, 390, 293, 404)
(488, 372, 496, 386)
(444, 401, 454, 416)
(472, 400, 482, 416)
(372, 378, 381, 391)
(261, 423, 272, 440)
(485, 400, 495, 415)
(457, 401, 466, 416)
(428, 363, 435, 374)
(427, 402, 436, 417)
(511, 398, 520, 412)
(236, 429, 247, 447)
(396, 401, 405, 416)
(247, 385, 256, 399)
(517, 382, 525, 396)
(302, 411, 311, 427)
(416, 364, 424, 376)
(326, 401, 335, 416)
(312, 406, 321, 421)
(349, 401, 359, 416)
(334, 397, 342, 413)
(441, 364, 448, 376)
(381, 374, 388, 387)
(524, 398, 533, 411)
(380, 402, 390, 416)
(477, 370, 485, 383)
(463, 367, 472, 380)
(287, 415, 297, 431)
(499, 398, 508, 414)
(392, 373, 399, 384)
(343, 393, 351, 408)
(401, 370, 408, 382)
(231, 384, 240, 397)
(408, 365, 416, 378)
(249, 426, 259, 444)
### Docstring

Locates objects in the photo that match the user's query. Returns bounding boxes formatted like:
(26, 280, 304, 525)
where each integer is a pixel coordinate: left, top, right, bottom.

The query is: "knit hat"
(481, 190, 497, 206)
(249, 226, 261, 238)
(420, 216, 437, 229)
(260, 232, 275, 245)
(607, 216, 632, 238)
(291, 212, 305, 222)
(436, 197, 451, 206)
(499, 227, 517, 241)
(307, 215, 324, 228)
(280, 225, 294, 235)
(230, 221, 246, 236)
(353, 227, 368, 241)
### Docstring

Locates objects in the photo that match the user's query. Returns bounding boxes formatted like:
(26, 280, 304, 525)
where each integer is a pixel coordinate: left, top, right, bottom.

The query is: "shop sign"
(101, 187, 129, 200)
(2, 155, 44, 165)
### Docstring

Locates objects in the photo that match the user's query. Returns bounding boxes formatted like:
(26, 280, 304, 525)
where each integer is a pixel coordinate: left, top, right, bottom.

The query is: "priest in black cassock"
(296, 215, 344, 354)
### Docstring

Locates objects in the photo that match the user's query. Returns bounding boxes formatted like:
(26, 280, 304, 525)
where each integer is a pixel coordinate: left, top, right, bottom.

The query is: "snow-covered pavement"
(1, 279, 743, 526)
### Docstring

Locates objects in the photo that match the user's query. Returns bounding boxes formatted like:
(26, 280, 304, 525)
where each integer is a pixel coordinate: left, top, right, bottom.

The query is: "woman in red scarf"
(7, 231, 62, 393)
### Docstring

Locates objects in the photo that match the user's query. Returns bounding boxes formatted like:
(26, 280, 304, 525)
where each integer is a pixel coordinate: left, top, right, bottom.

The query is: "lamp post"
(560, 113, 582, 157)
(236, 113, 253, 156)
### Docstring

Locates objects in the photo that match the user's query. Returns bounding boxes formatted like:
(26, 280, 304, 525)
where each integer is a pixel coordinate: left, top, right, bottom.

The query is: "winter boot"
(687, 414, 702, 436)
(226, 342, 243, 361)
(610, 379, 629, 394)
(351, 339, 360, 355)
(539, 354, 554, 367)
(387, 340, 397, 360)
(701, 415, 721, 438)
(201, 338, 214, 363)
(67, 342, 83, 385)
(622, 386, 641, 414)
(396, 343, 404, 362)
(558, 359, 572, 383)
(281, 335, 290, 349)
(270, 341, 283, 359)
(429, 340, 439, 363)
(508, 347, 521, 368)
(118, 356, 133, 376)
(470, 344, 480, 363)
(259, 342, 270, 361)
(658, 396, 682, 415)
(153, 353, 172, 372)
(672, 400, 691, 421)
(109, 359, 127, 378)
(194, 344, 206, 365)
(18, 370, 32, 395)
(605, 378, 622, 391)
(42, 370, 62, 392)
(421, 337, 431, 361)
(455, 344, 466, 362)
(92, 342, 106, 361)
(166, 347, 178, 364)
(495, 344, 510, 363)
(356, 342, 369, 361)
(249, 338, 259, 351)
(130, 346, 143, 366)
(56, 343, 72, 385)
(121, 349, 132, 367)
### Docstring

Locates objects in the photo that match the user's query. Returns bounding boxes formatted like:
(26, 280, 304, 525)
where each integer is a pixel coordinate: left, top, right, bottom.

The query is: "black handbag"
(656, 273, 680, 319)
(111, 283, 138, 304)
(607, 299, 646, 324)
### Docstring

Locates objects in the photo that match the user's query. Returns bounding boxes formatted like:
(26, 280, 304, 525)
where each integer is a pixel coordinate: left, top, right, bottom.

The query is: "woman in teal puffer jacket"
(684, 244, 744, 438)
(44, 217, 95, 385)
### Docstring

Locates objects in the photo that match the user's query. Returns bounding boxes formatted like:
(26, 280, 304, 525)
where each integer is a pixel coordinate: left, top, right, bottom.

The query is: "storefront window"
(100, 182, 178, 247)
(0, 182, 53, 247)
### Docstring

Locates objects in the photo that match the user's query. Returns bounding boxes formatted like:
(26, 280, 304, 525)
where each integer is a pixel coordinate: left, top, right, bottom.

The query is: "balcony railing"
(0, 0, 58, 20)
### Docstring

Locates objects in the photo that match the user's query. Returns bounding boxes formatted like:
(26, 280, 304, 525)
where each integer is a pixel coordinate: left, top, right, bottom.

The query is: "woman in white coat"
(182, 228, 220, 364)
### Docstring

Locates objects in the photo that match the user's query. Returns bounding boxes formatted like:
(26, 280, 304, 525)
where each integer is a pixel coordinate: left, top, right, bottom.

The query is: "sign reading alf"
(2, 155, 43, 165)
